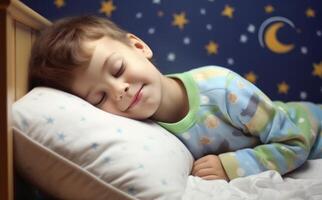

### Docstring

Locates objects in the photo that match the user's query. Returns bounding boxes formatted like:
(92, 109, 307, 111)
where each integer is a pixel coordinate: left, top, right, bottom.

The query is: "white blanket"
(182, 159, 322, 200)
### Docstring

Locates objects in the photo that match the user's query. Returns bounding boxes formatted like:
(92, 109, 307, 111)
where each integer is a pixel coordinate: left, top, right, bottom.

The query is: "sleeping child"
(28, 15, 322, 181)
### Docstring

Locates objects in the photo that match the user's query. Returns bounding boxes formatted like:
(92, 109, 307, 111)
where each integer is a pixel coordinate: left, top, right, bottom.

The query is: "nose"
(112, 82, 129, 101)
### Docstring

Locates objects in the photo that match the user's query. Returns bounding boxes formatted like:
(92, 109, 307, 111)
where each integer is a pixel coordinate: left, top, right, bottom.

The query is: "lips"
(127, 85, 144, 110)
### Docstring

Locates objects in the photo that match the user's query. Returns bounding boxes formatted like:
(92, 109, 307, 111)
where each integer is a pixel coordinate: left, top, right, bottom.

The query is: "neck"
(151, 76, 189, 123)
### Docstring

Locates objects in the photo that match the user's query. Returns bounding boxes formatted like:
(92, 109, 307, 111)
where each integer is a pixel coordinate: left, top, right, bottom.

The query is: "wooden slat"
(0, 11, 15, 200)
(15, 21, 32, 99)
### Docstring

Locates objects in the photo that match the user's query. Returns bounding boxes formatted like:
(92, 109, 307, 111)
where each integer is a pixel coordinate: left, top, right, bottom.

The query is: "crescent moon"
(264, 22, 295, 54)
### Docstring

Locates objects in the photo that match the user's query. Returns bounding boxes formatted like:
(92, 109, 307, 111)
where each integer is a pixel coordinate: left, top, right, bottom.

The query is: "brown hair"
(29, 15, 130, 93)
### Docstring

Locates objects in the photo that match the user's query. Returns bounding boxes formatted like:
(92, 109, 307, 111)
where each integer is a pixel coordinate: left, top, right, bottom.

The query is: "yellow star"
(54, 0, 65, 8)
(100, 0, 116, 17)
(172, 12, 189, 30)
(277, 81, 289, 94)
(264, 5, 274, 13)
(306, 8, 316, 18)
(221, 5, 234, 19)
(244, 71, 257, 83)
(205, 41, 219, 55)
(312, 61, 322, 78)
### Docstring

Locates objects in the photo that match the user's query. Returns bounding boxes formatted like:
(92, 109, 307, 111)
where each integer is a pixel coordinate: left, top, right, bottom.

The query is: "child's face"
(71, 35, 164, 120)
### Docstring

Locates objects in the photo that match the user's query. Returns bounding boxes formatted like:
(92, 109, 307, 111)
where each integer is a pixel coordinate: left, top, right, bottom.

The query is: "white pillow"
(12, 87, 194, 200)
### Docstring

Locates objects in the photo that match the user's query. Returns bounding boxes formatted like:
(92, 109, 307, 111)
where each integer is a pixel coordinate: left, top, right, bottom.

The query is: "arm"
(218, 70, 317, 180)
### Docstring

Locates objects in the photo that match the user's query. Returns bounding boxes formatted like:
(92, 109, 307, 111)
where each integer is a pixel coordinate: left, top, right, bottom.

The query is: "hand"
(192, 155, 229, 181)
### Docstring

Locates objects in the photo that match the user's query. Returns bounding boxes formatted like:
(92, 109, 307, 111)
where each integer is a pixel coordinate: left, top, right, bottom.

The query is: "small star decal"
(54, 0, 65, 8)
(172, 12, 189, 30)
(317, 30, 322, 37)
(264, 5, 274, 13)
(57, 132, 65, 141)
(244, 71, 257, 83)
(116, 128, 123, 134)
(91, 142, 99, 150)
(206, 24, 212, 30)
(306, 8, 316, 18)
(135, 12, 143, 19)
(127, 187, 137, 195)
(167, 52, 176, 61)
(102, 156, 111, 164)
(312, 61, 322, 78)
(240, 34, 248, 43)
(153, 0, 161, 4)
(221, 5, 234, 19)
(183, 36, 191, 45)
(100, 0, 116, 17)
(301, 46, 308, 54)
(200, 8, 206, 15)
(227, 58, 234, 65)
(277, 81, 290, 94)
(300, 91, 307, 100)
(247, 24, 256, 33)
(148, 27, 155, 34)
(205, 41, 219, 55)
(45, 117, 54, 124)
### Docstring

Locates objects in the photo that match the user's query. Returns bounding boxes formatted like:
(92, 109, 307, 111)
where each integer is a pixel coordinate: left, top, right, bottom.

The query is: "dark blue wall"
(22, 0, 322, 103)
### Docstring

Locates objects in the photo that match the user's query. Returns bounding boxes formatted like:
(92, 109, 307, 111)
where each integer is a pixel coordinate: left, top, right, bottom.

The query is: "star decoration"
(54, 0, 65, 8)
(136, 12, 143, 19)
(205, 41, 219, 55)
(264, 5, 274, 13)
(312, 61, 322, 78)
(277, 81, 290, 94)
(240, 34, 248, 43)
(183, 36, 191, 45)
(300, 91, 307, 100)
(306, 8, 316, 18)
(91, 142, 99, 150)
(153, 0, 161, 4)
(167, 52, 176, 61)
(221, 5, 234, 18)
(244, 71, 257, 83)
(247, 24, 256, 33)
(100, 0, 116, 17)
(157, 10, 164, 17)
(206, 24, 212, 30)
(227, 58, 234, 65)
(172, 12, 189, 30)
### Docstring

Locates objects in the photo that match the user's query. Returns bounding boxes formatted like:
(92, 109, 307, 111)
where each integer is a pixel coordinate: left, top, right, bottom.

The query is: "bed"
(0, 0, 50, 199)
(1, 1, 322, 200)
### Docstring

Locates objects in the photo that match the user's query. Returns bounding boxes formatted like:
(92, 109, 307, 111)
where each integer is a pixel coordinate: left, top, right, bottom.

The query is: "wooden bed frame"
(0, 0, 51, 199)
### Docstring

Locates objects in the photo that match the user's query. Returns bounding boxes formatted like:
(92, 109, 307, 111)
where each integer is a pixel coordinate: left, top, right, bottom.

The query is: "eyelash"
(113, 62, 125, 78)
(94, 60, 124, 106)
(95, 93, 106, 106)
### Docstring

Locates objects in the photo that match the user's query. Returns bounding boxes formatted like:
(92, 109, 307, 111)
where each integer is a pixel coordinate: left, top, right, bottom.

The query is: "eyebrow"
(84, 52, 117, 101)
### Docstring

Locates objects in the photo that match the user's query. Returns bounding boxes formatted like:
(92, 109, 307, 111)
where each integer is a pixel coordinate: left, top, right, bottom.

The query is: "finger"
(193, 168, 214, 177)
(193, 155, 210, 166)
(192, 161, 212, 175)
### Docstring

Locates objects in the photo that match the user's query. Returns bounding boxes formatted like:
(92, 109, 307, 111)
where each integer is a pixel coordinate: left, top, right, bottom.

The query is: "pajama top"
(158, 66, 322, 180)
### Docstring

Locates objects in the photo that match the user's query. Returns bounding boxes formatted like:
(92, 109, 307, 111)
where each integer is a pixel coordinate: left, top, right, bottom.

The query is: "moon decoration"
(258, 16, 296, 54)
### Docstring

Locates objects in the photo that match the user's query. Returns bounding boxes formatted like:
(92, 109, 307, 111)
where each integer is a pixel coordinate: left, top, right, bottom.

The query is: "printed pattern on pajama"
(159, 66, 322, 180)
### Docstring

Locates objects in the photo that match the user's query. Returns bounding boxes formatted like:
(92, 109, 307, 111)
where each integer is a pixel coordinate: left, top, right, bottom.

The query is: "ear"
(127, 33, 153, 59)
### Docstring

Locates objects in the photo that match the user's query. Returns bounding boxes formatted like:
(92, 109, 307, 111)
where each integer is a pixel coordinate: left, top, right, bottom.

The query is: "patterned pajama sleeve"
(218, 71, 317, 180)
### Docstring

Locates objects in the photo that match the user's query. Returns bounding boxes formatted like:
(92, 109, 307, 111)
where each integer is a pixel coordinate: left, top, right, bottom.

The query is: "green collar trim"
(158, 72, 200, 134)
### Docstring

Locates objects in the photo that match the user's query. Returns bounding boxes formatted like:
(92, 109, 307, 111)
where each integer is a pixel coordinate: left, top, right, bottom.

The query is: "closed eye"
(113, 63, 125, 78)
(94, 93, 106, 106)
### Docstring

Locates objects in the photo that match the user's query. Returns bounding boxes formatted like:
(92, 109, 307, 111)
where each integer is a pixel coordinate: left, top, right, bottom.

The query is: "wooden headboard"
(0, 0, 51, 199)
